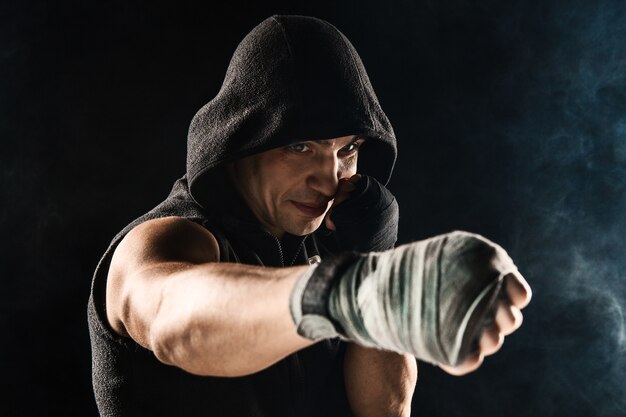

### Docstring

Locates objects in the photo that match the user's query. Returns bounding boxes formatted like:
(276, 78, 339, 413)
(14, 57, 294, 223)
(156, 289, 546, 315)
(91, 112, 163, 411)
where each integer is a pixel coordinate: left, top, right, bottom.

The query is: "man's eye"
(287, 143, 310, 153)
(341, 141, 362, 154)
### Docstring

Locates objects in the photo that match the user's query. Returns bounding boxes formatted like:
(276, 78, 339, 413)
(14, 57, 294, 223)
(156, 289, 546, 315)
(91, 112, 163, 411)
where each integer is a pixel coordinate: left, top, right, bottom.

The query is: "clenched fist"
(291, 231, 532, 374)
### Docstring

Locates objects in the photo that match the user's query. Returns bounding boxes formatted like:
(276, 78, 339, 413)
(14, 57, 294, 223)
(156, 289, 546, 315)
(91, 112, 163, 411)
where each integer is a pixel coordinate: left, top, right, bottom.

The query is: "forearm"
(135, 262, 315, 377)
(344, 344, 417, 417)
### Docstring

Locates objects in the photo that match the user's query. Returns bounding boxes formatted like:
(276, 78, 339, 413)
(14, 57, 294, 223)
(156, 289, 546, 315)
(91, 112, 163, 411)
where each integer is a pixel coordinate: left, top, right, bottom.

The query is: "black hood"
(187, 15, 397, 206)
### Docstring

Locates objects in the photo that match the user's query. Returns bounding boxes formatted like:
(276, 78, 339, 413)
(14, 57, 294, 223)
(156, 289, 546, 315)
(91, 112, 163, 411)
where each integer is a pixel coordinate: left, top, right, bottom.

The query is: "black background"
(2, 1, 625, 416)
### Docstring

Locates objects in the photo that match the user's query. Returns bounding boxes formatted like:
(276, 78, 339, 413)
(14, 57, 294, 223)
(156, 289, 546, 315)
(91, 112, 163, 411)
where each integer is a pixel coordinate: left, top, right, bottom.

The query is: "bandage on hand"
(323, 175, 361, 231)
(290, 231, 528, 368)
(323, 174, 399, 252)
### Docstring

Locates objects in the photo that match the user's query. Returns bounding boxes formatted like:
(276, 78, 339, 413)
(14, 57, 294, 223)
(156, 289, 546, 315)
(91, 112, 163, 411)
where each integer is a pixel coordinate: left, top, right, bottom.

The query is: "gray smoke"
(498, 1, 626, 415)
(387, 1, 626, 415)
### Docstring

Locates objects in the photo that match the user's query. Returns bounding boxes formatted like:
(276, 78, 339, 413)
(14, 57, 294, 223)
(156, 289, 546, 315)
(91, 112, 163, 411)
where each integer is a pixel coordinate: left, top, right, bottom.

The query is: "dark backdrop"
(2, 1, 625, 416)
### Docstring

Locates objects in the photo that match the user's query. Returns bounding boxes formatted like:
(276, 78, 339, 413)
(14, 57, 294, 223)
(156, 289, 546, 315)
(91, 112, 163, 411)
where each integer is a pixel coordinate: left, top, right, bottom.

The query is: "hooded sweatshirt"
(88, 15, 397, 417)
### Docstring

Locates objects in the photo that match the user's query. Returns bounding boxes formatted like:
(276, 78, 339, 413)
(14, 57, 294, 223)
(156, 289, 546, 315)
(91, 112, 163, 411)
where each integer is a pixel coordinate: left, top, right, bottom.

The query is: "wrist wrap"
(330, 175, 399, 252)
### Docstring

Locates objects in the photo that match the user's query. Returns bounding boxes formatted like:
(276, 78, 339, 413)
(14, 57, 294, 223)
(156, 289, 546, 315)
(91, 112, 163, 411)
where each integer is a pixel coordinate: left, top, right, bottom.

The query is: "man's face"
(228, 135, 364, 238)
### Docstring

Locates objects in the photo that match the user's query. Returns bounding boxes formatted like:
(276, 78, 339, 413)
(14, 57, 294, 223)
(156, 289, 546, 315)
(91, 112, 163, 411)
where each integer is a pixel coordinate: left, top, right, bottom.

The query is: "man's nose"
(307, 153, 341, 198)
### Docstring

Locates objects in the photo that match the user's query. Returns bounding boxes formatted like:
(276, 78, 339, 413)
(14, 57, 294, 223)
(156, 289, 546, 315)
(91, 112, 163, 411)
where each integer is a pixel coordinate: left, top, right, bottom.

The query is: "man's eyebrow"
(314, 136, 362, 147)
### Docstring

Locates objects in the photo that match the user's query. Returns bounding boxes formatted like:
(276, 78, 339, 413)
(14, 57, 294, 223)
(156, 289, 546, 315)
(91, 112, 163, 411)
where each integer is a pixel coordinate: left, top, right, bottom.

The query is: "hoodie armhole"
(89, 216, 211, 348)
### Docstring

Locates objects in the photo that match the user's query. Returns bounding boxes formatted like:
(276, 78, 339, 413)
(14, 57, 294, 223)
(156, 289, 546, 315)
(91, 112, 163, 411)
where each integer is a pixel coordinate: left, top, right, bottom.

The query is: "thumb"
(324, 209, 336, 231)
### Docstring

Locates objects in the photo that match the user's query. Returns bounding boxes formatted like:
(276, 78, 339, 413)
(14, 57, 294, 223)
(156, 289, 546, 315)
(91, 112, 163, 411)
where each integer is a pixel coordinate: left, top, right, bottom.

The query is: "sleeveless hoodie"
(88, 14, 397, 417)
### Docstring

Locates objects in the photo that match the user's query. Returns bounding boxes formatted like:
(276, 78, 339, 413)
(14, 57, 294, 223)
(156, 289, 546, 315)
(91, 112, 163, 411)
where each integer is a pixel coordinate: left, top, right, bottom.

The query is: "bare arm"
(344, 344, 417, 417)
(106, 216, 315, 377)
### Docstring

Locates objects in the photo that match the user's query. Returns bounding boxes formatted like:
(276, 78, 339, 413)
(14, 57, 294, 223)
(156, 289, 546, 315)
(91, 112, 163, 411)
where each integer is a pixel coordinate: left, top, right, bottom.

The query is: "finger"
(324, 211, 336, 231)
(333, 180, 356, 206)
(347, 173, 362, 184)
(438, 353, 484, 376)
(506, 306, 523, 335)
(505, 272, 532, 309)
(493, 302, 521, 336)
(338, 177, 357, 188)
(479, 325, 504, 356)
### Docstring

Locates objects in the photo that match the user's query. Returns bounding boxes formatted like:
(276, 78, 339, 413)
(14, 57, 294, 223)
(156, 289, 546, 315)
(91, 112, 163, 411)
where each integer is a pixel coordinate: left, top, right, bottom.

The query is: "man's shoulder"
(112, 216, 220, 273)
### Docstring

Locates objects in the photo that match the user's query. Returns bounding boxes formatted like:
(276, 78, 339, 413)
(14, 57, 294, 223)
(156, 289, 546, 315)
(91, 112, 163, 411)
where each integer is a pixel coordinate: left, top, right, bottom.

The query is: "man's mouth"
(290, 201, 328, 218)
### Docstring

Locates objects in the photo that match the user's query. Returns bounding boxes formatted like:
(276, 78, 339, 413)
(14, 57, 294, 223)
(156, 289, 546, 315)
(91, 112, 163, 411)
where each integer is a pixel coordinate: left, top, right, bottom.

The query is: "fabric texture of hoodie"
(88, 15, 398, 416)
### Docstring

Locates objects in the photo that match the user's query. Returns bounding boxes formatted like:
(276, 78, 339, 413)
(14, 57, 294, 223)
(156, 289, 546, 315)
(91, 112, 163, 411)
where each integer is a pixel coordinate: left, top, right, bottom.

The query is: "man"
(88, 15, 531, 417)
